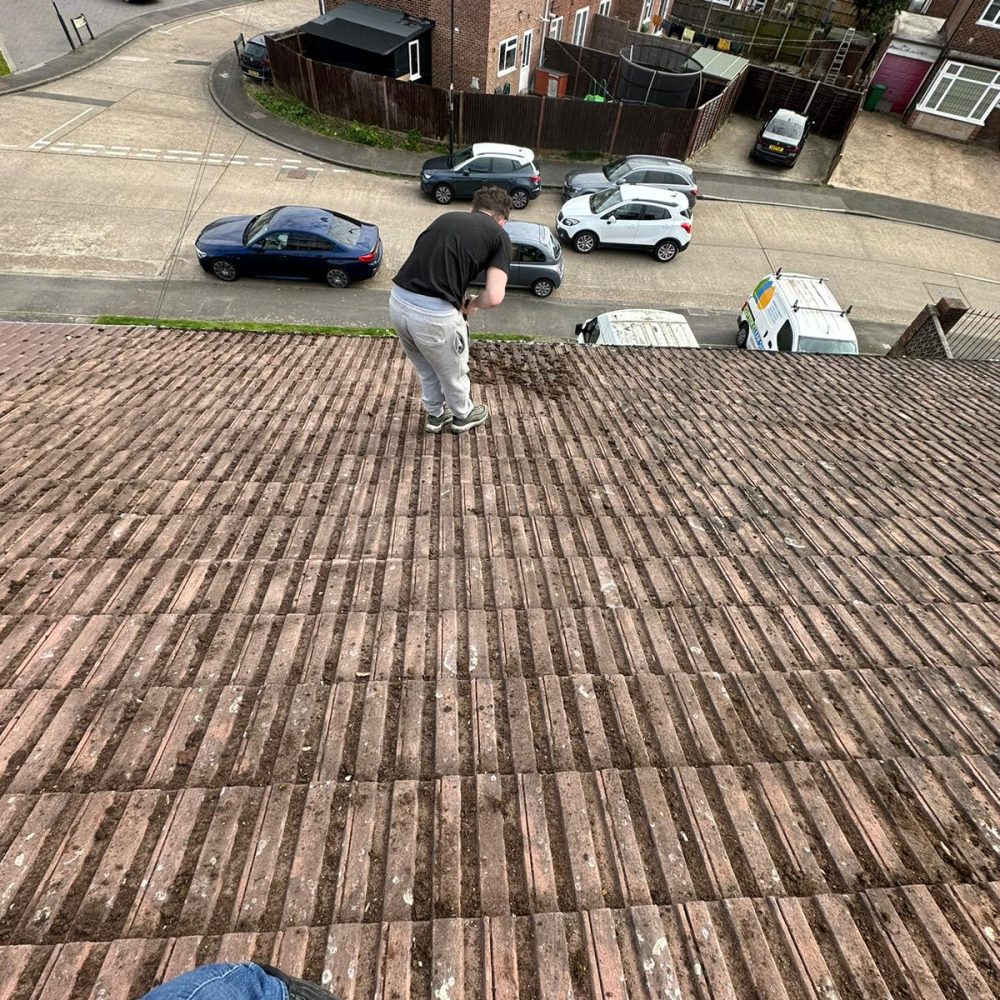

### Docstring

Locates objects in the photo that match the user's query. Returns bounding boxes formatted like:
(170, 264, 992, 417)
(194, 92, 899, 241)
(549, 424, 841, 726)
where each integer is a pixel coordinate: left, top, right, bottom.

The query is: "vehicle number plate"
(247, 69, 261, 77)
(768, 144, 784, 152)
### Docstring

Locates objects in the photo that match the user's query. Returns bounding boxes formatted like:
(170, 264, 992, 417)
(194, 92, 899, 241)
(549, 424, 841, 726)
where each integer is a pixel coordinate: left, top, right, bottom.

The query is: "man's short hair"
(472, 186, 514, 221)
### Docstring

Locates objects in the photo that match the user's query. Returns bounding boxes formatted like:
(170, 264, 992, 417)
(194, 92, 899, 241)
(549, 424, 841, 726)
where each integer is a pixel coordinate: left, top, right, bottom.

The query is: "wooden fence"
(266, 33, 745, 158)
(736, 64, 863, 138)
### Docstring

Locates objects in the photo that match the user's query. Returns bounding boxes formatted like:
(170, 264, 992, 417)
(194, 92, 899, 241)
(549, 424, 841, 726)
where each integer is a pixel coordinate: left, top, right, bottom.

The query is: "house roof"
(1, 322, 1000, 998)
(303, 0, 432, 56)
(892, 9, 946, 44)
(691, 46, 749, 81)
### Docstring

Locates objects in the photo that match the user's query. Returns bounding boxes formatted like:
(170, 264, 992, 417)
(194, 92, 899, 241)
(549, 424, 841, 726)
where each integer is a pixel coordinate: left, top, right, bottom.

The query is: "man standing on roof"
(390, 186, 512, 434)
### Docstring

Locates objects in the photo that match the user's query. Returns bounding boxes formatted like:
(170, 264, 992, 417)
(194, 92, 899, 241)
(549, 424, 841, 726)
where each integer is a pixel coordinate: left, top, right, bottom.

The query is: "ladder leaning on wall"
(823, 27, 855, 85)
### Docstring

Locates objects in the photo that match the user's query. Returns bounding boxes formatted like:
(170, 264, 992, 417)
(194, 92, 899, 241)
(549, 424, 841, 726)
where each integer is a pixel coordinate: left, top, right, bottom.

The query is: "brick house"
(904, 0, 1000, 142)
(322, 0, 617, 93)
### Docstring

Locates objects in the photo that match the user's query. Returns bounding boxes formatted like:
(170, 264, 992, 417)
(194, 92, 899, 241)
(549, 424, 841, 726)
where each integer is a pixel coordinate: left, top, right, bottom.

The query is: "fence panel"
(314, 62, 387, 125)
(612, 104, 694, 158)
(267, 37, 311, 105)
(385, 79, 448, 138)
(686, 67, 746, 156)
(460, 92, 542, 148)
(539, 98, 618, 154)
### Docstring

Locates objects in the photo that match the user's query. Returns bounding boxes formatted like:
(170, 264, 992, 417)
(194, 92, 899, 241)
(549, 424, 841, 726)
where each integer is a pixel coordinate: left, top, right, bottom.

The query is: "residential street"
(0, 0, 999, 346)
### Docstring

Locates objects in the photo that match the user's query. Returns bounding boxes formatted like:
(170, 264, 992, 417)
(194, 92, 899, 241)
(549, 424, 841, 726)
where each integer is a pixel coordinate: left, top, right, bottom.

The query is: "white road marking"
(159, 12, 224, 33)
(111, 55, 149, 62)
(166, 149, 203, 156)
(29, 106, 94, 149)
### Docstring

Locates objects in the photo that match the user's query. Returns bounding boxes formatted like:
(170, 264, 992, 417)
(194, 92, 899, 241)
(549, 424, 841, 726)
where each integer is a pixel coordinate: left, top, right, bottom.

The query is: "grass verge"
(0, 51, 11, 76)
(248, 85, 445, 154)
(94, 315, 533, 342)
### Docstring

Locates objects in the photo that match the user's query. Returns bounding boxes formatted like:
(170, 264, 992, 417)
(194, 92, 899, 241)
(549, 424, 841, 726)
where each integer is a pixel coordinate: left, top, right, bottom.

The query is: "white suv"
(556, 185, 692, 262)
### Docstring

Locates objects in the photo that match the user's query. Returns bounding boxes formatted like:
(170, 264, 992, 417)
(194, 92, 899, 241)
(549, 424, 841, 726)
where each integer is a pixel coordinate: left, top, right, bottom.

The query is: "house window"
(498, 36, 518, 75)
(408, 39, 420, 80)
(572, 6, 589, 44)
(640, 0, 653, 22)
(549, 14, 564, 38)
(978, 0, 1000, 24)
(598, 0, 612, 14)
(916, 59, 1000, 124)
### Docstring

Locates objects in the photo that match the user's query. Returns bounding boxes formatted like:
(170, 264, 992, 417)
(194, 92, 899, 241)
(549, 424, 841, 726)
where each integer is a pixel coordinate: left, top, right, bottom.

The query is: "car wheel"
(211, 259, 238, 282)
(325, 267, 351, 289)
(510, 188, 529, 210)
(737, 321, 749, 349)
(573, 231, 598, 254)
(531, 278, 554, 298)
(654, 240, 679, 263)
(433, 183, 454, 205)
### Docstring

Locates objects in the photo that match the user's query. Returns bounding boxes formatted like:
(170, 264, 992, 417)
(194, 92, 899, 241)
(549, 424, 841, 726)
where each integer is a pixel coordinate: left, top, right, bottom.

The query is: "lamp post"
(447, 0, 456, 158)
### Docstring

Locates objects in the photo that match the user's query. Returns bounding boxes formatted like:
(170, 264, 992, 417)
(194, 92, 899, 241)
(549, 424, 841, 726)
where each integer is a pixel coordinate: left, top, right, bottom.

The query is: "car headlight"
(421, 171, 431, 180)
(561, 217, 580, 227)
(196, 248, 207, 258)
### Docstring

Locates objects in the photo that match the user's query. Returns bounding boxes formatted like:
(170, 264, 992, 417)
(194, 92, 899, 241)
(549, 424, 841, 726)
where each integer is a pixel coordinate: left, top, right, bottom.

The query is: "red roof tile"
(1, 322, 1000, 998)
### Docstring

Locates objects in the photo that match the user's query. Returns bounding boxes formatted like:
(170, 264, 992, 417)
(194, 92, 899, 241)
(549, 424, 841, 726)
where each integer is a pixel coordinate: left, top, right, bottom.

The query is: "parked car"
(556, 186, 692, 262)
(195, 205, 382, 288)
(236, 33, 271, 82)
(737, 269, 858, 354)
(576, 309, 699, 347)
(750, 109, 811, 166)
(469, 221, 563, 298)
(420, 143, 540, 209)
(562, 155, 698, 208)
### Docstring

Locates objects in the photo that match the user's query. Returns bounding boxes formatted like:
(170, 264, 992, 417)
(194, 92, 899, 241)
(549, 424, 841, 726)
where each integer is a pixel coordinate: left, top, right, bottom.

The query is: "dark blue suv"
(420, 143, 541, 210)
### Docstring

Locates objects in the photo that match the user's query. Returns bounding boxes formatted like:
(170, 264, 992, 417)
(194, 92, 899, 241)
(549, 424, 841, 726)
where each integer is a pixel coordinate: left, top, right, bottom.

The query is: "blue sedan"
(195, 205, 382, 288)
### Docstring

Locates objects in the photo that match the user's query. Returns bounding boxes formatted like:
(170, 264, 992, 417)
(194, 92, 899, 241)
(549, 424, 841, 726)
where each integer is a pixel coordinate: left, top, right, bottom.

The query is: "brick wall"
(976, 104, 1000, 146)
(943, 0, 1000, 56)
(887, 298, 967, 358)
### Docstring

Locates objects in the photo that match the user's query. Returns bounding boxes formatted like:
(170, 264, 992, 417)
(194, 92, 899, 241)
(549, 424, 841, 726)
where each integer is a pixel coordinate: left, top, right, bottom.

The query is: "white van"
(576, 309, 699, 347)
(737, 270, 859, 355)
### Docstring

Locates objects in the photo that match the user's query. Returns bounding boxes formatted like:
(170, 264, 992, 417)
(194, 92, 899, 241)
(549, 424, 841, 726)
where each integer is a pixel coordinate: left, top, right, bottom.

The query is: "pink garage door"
(872, 53, 934, 113)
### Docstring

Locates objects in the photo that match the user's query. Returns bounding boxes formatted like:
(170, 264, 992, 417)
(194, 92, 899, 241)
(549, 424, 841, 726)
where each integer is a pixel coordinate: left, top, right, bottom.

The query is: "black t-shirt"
(393, 211, 511, 310)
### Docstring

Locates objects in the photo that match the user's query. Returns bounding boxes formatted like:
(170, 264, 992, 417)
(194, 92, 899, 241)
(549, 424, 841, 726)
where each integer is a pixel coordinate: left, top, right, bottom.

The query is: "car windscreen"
(603, 158, 630, 182)
(244, 42, 267, 58)
(546, 230, 562, 259)
(797, 337, 858, 355)
(244, 207, 280, 245)
(767, 116, 804, 140)
(327, 215, 361, 246)
(590, 188, 622, 213)
(451, 146, 473, 166)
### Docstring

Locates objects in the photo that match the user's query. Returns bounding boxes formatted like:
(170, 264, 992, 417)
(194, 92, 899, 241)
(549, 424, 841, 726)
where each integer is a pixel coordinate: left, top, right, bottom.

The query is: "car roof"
(469, 142, 534, 161)
(269, 206, 351, 234)
(504, 221, 553, 244)
(592, 310, 698, 348)
(768, 109, 808, 126)
(616, 185, 689, 205)
(622, 155, 692, 173)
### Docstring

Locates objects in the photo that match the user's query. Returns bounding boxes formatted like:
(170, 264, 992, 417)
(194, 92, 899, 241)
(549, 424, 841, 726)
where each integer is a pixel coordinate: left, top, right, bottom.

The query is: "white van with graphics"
(576, 309, 699, 348)
(737, 270, 859, 355)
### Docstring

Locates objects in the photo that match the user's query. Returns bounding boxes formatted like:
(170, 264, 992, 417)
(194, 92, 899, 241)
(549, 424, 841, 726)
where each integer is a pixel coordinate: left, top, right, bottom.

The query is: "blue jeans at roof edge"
(139, 963, 340, 1000)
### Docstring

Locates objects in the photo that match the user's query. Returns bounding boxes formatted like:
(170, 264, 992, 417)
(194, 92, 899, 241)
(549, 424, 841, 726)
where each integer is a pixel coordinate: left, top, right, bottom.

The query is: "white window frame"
(521, 29, 534, 70)
(916, 59, 1000, 124)
(598, 0, 612, 15)
(497, 35, 518, 75)
(977, 0, 1000, 26)
(407, 39, 420, 80)
(549, 14, 564, 38)
(640, 0, 654, 23)
(572, 6, 589, 45)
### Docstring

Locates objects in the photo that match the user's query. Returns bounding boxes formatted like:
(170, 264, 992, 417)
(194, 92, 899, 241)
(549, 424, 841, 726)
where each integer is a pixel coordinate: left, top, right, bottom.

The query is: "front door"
(519, 29, 533, 93)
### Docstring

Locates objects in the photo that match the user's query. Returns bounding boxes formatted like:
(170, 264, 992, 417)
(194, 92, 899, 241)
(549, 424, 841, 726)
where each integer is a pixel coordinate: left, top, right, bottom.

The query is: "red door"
(872, 53, 934, 113)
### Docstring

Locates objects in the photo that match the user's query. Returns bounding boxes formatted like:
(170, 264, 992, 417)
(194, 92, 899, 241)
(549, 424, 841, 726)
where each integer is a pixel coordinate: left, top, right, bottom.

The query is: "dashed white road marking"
(20, 139, 348, 173)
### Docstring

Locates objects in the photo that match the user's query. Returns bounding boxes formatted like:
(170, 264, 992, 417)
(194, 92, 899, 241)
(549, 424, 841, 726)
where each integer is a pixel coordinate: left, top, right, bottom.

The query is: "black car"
(419, 143, 541, 209)
(751, 109, 811, 166)
(195, 205, 382, 288)
(236, 33, 271, 82)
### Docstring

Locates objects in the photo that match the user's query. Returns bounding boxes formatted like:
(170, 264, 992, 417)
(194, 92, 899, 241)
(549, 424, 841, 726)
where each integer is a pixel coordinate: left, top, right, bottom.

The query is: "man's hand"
(462, 295, 477, 318)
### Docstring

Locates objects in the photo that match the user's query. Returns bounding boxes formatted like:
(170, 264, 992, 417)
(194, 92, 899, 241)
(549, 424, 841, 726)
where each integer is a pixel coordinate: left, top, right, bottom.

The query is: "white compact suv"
(556, 185, 692, 262)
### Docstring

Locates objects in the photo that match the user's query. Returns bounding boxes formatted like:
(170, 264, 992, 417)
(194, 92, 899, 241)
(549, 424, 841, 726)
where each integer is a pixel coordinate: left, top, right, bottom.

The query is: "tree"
(850, 0, 909, 34)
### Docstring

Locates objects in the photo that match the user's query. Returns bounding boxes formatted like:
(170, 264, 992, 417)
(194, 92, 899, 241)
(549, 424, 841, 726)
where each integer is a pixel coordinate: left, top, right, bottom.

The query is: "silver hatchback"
(471, 220, 564, 298)
(562, 155, 699, 209)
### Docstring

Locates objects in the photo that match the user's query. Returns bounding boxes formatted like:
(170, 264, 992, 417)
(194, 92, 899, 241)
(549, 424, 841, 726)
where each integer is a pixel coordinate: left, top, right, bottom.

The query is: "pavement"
(1, 0, 998, 243)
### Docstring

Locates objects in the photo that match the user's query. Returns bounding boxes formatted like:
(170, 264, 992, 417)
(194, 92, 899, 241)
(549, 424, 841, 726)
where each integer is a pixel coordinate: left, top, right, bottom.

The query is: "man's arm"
(464, 266, 508, 315)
